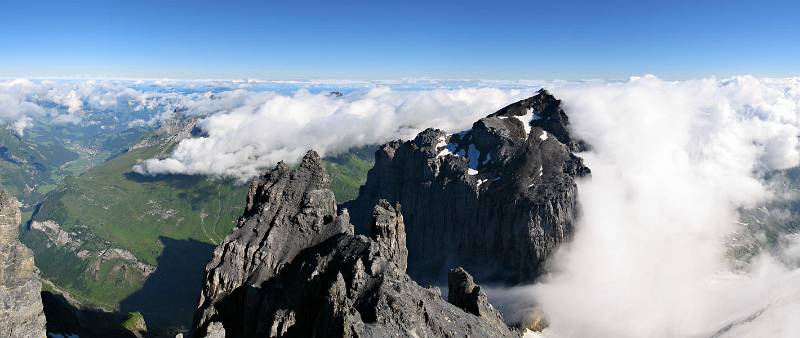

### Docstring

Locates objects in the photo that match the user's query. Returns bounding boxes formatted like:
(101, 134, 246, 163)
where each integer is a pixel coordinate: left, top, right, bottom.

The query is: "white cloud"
(131, 78, 800, 336)
(0, 80, 45, 136)
(0, 78, 193, 134)
(520, 75, 800, 338)
(3, 76, 800, 336)
(0, 80, 113, 132)
(133, 86, 527, 179)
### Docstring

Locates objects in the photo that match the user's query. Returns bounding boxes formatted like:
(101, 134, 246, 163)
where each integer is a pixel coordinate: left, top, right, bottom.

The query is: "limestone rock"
(0, 188, 47, 338)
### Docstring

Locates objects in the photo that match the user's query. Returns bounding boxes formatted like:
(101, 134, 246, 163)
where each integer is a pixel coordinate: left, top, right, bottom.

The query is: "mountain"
(19, 116, 247, 336)
(0, 116, 149, 208)
(0, 188, 47, 338)
(0, 128, 79, 207)
(22, 144, 246, 333)
(344, 89, 590, 285)
(20, 116, 375, 336)
(731, 166, 800, 268)
(190, 151, 516, 338)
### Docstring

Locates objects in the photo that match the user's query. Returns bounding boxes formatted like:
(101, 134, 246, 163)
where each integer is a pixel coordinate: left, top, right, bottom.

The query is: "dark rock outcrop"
(0, 188, 47, 338)
(190, 151, 515, 338)
(447, 267, 508, 330)
(344, 89, 590, 285)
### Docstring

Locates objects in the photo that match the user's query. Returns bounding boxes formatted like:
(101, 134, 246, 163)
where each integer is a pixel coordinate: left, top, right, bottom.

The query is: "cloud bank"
(132, 75, 800, 336)
(133, 87, 528, 179)
(5, 75, 800, 336)
(0, 79, 165, 135)
(518, 75, 800, 338)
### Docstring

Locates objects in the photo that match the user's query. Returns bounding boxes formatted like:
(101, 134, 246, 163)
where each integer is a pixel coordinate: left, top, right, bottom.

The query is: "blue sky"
(1, 0, 798, 80)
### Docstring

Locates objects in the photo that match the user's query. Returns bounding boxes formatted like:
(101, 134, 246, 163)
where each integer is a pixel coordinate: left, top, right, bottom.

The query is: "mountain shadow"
(42, 291, 137, 338)
(120, 236, 215, 337)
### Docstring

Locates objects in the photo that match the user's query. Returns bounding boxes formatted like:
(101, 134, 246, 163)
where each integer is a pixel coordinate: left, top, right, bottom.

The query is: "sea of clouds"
(3, 75, 800, 337)
(131, 86, 531, 178)
(520, 76, 800, 338)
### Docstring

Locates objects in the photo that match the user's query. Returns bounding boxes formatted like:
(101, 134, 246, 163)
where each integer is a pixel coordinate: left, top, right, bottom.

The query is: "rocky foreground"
(190, 151, 517, 337)
(0, 188, 47, 338)
(345, 89, 590, 284)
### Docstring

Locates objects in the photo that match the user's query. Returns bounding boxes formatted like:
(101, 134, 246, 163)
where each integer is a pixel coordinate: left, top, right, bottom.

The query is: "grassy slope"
(26, 145, 247, 309)
(324, 146, 376, 203)
(34, 146, 246, 265)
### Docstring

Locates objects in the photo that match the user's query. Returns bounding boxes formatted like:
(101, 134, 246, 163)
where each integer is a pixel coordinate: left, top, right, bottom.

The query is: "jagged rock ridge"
(344, 89, 590, 285)
(190, 151, 516, 338)
(0, 188, 47, 338)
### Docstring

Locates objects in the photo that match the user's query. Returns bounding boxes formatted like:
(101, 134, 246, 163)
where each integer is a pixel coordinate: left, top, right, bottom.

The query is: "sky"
(0, 0, 799, 80)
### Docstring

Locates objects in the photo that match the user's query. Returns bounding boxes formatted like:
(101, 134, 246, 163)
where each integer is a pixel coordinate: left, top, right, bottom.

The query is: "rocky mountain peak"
(344, 89, 590, 285)
(192, 150, 348, 335)
(0, 188, 47, 338)
(190, 151, 516, 337)
(242, 150, 333, 219)
(489, 88, 587, 152)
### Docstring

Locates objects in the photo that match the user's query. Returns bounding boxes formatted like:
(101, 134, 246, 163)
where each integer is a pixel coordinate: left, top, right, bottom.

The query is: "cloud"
(3, 76, 800, 336)
(0, 79, 160, 134)
(0, 80, 45, 135)
(517, 75, 800, 338)
(131, 77, 800, 336)
(133, 86, 528, 179)
(133, 75, 800, 336)
(0, 77, 536, 139)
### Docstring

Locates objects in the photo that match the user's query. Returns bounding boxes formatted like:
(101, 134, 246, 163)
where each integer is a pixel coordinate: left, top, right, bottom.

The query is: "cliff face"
(191, 151, 515, 338)
(344, 89, 590, 285)
(0, 188, 47, 338)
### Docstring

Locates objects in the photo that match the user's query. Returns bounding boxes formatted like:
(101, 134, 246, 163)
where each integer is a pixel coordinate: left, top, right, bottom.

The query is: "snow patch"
(467, 168, 479, 175)
(514, 108, 535, 136)
(434, 136, 447, 149)
(539, 131, 548, 141)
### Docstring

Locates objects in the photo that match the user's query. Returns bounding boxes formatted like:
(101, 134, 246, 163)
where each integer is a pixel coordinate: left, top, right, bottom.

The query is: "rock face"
(344, 89, 590, 285)
(0, 188, 47, 338)
(131, 114, 200, 153)
(191, 151, 515, 338)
